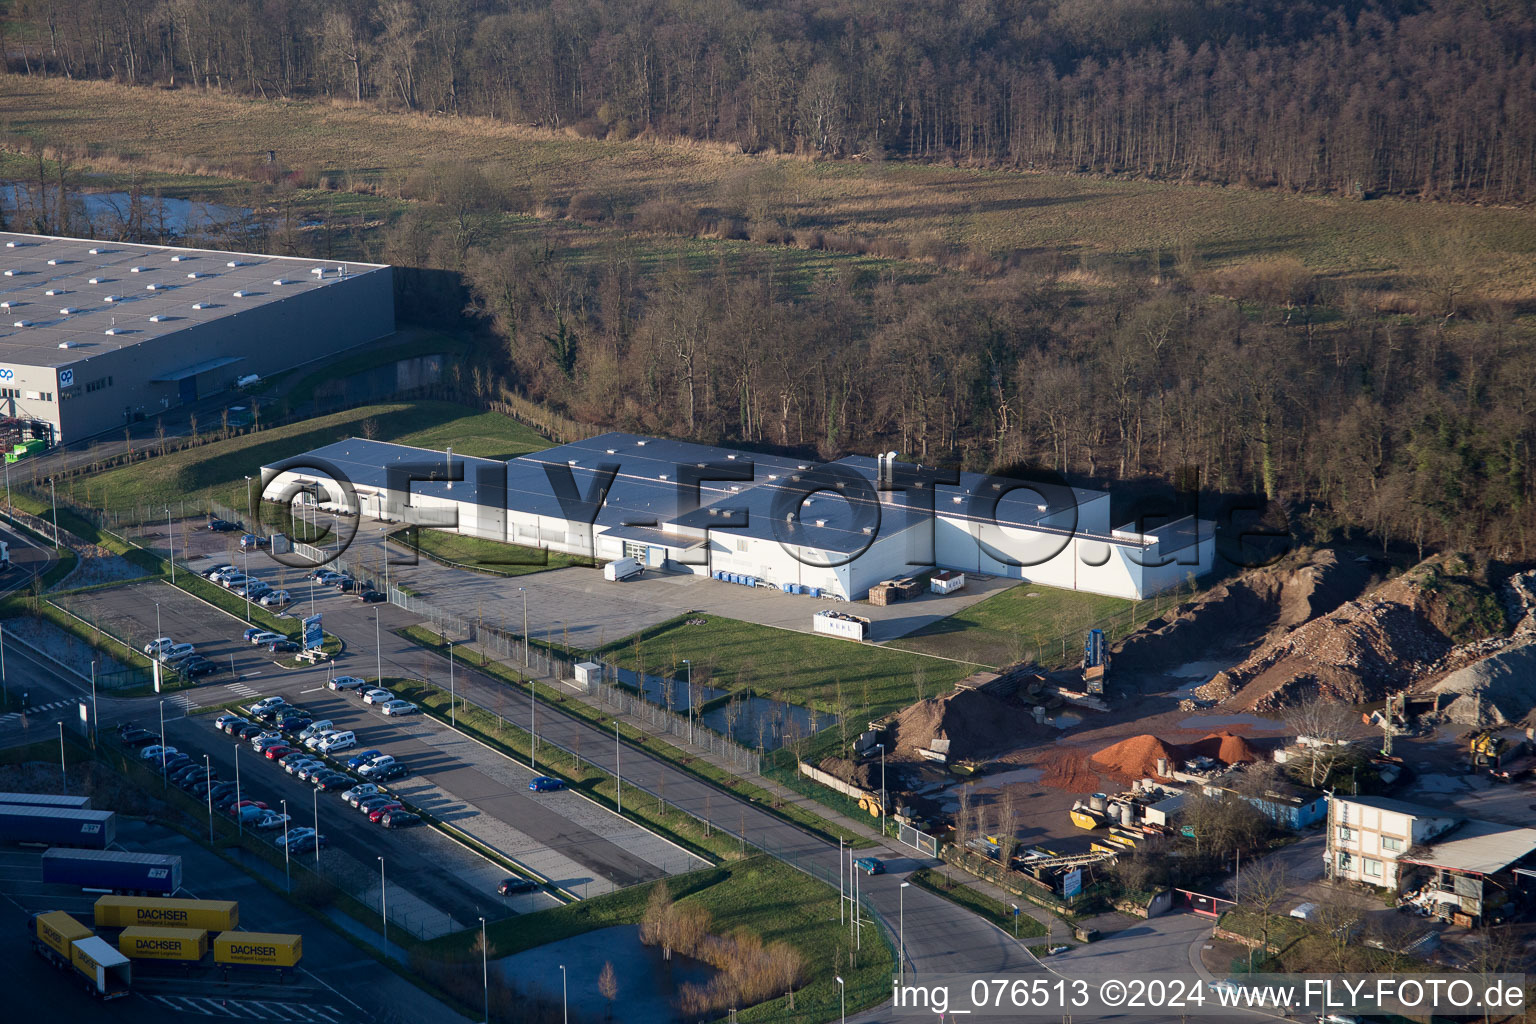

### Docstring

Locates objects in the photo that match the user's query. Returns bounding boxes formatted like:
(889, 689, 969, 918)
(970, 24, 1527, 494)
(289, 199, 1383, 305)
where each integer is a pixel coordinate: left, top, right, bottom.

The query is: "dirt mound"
(1193, 556, 1498, 712)
(1037, 749, 1101, 791)
(817, 756, 881, 790)
(1113, 548, 1374, 680)
(1431, 639, 1536, 726)
(889, 687, 1044, 762)
(1088, 734, 1183, 781)
(1183, 731, 1259, 765)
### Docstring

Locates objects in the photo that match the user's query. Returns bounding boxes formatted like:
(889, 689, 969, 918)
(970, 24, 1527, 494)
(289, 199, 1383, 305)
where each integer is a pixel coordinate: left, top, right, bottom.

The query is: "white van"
(603, 556, 642, 582)
(298, 719, 334, 742)
(317, 731, 356, 754)
(158, 643, 195, 663)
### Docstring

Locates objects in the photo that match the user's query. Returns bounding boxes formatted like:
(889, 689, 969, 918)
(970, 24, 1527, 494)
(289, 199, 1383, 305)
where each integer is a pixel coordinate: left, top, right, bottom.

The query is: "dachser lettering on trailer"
(229, 944, 278, 957)
(137, 909, 189, 923)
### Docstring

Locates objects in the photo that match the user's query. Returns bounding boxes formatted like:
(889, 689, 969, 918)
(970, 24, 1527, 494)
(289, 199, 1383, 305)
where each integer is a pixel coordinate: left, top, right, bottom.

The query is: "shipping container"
(0, 805, 116, 848)
(117, 926, 208, 962)
(44, 849, 181, 894)
(213, 931, 302, 968)
(95, 896, 237, 932)
(0, 792, 92, 810)
(30, 911, 131, 999)
(812, 609, 870, 641)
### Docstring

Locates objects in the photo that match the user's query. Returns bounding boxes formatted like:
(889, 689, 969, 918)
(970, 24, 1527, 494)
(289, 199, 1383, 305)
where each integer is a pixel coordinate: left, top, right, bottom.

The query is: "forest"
(3, 0, 1535, 201)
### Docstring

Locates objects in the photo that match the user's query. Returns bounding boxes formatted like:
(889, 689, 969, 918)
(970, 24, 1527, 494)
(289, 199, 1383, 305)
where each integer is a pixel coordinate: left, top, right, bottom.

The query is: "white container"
(812, 610, 869, 641)
(574, 662, 602, 692)
(930, 570, 966, 594)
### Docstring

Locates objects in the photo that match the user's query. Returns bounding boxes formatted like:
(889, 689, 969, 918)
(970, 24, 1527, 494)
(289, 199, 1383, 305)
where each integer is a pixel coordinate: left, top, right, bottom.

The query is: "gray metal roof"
(0, 231, 388, 369)
(264, 437, 506, 508)
(1400, 819, 1536, 875)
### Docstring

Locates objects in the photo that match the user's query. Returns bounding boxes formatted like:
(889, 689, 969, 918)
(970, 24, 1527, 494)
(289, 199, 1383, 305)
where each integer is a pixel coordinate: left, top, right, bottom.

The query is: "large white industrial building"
(264, 431, 1214, 601)
(0, 231, 393, 443)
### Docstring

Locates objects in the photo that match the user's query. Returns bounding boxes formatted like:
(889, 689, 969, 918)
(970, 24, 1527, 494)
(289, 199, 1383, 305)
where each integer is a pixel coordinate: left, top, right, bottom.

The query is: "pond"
(611, 665, 836, 751)
(495, 924, 716, 1024)
(1, 183, 252, 239)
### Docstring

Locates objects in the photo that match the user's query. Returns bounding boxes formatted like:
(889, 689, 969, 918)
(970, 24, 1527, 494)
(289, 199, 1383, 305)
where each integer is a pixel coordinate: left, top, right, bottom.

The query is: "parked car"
(159, 754, 192, 775)
(205, 564, 237, 580)
(498, 877, 537, 895)
(286, 758, 323, 777)
(358, 796, 396, 816)
(254, 811, 290, 830)
(380, 700, 417, 717)
(528, 776, 564, 793)
(219, 717, 251, 736)
(236, 724, 266, 741)
(119, 728, 157, 747)
(368, 802, 404, 823)
(275, 828, 315, 849)
(314, 774, 351, 792)
(329, 676, 368, 692)
(288, 833, 328, 854)
(140, 745, 178, 761)
(317, 731, 357, 754)
(334, 577, 358, 592)
(854, 857, 884, 876)
(242, 627, 264, 642)
(247, 696, 287, 715)
(263, 744, 297, 761)
(208, 518, 239, 532)
(219, 574, 250, 590)
(239, 533, 268, 550)
(276, 750, 312, 766)
(297, 720, 334, 742)
(381, 811, 421, 829)
(343, 784, 381, 806)
(237, 582, 272, 599)
(368, 762, 409, 782)
(346, 750, 384, 770)
(215, 712, 245, 729)
(276, 710, 312, 730)
(356, 755, 396, 778)
(183, 658, 219, 678)
(303, 731, 337, 751)
(268, 639, 300, 653)
(296, 763, 330, 782)
(361, 689, 392, 705)
(358, 589, 385, 603)
(142, 637, 174, 656)
(250, 631, 285, 646)
(259, 590, 290, 608)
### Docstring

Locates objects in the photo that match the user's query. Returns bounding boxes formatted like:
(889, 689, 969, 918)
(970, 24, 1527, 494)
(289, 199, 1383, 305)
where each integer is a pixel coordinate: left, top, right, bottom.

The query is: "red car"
(264, 744, 296, 760)
(228, 799, 268, 816)
(368, 802, 404, 824)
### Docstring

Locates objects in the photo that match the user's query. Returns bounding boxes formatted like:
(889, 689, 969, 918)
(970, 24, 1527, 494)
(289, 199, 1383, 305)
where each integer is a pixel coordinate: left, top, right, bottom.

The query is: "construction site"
(796, 546, 1536, 912)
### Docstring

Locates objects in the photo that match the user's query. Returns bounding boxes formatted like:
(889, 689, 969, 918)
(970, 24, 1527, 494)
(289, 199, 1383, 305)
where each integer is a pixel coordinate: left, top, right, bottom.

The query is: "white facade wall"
(1328, 798, 1459, 889)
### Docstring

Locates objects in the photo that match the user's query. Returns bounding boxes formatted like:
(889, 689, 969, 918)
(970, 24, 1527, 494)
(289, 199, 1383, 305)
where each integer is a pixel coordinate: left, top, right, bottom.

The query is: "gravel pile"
(1430, 639, 1536, 725)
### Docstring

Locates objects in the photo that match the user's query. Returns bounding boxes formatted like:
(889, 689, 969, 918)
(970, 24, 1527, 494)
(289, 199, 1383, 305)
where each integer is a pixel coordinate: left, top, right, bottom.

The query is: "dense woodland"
(4, 0, 1536, 200)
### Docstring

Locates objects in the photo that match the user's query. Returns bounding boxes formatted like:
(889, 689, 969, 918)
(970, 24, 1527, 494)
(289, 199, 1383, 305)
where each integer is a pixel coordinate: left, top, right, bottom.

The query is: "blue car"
(854, 857, 884, 876)
(243, 627, 263, 642)
(347, 749, 384, 770)
(528, 776, 564, 792)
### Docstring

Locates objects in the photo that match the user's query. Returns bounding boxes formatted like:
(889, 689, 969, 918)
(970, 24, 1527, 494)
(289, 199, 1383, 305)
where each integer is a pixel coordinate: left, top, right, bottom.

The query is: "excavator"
(1469, 731, 1533, 781)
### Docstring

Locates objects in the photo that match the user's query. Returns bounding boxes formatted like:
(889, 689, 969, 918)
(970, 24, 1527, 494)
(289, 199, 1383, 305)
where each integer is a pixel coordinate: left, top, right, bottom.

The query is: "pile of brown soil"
(818, 756, 880, 790)
(1037, 749, 1101, 792)
(889, 686, 1044, 762)
(1088, 734, 1183, 781)
(1183, 731, 1259, 765)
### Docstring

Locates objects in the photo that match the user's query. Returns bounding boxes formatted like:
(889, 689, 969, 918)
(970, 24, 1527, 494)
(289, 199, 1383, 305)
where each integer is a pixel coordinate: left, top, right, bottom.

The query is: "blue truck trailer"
(0, 805, 117, 848)
(42, 850, 182, 895)
(0, 793, 93, 810)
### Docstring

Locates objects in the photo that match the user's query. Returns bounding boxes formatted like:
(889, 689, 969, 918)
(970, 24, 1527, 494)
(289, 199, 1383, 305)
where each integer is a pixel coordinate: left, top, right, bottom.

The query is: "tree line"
(4, 0, 1535, 200)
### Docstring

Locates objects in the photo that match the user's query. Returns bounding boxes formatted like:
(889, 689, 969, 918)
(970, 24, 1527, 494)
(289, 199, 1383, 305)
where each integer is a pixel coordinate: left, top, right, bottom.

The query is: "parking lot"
(0, 818, 471, 1022)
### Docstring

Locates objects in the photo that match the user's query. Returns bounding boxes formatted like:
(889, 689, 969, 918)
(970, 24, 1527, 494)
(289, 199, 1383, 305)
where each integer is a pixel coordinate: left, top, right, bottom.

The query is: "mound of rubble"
(889, 686, 1045, 762)
(1183, 731, 1259, 765)
(1431, 639, 1536, 726)
(1088, 734, 1184, 781)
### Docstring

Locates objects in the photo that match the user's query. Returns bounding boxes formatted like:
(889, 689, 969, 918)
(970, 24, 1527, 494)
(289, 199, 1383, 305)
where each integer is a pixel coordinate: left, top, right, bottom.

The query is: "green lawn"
(889, 583, 1175, 668)
(436, 856, 895, 1024)
(393, 410, 549, 461)
(390, 528, 589, 577)
(598, 615, 978, 721)
(73, 401, 535, 515)
(910, 867, 1049, 938)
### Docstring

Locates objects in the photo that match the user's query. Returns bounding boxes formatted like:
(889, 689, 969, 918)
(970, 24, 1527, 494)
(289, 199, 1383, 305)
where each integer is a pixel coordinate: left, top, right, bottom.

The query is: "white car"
(317, 733, 356, 754)
(304, 731, 337, 750)
(142, 637, 174, 656)
(357, 755, 396, 778)
(139, 745, 178, 761)
(274, 827, 315, 849)
(362, 689, 392, 705)
(259, 590, 290, 607)
(380, 700, 417, 717)
(298, 720, 334, 742)
(250, 631, 285, 645)
(329, 676, 367, 691)
(343, 783, 380, 806)
(214, 712, 244, 729)
(247, 696, 286, 715)
(254, 811, 291, 830)
(203, 564, 236, 581)
(219, 573, 249, 589)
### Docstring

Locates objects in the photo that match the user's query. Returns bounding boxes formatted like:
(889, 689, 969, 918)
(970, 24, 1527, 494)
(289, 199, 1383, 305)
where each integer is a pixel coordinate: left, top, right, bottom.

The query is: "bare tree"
(1236, 857, 1290, 958)
(1283, 696, 1355, 787)
(598, 960, 617, 1020)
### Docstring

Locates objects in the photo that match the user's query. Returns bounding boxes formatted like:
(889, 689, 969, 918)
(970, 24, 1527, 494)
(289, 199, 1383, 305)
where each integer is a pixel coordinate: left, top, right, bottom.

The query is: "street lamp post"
(683, 659, 692, 744)
(57, 721, 65, 787)
(245, 475, 252, 519)
(900, 881, 910, 982)
(158, 699, 167, 789)
(614, 720, 622, 814)
(234, 742, 242, 837)
(89, 661, 98, 750)
(479, 917, 489, 1024)
(375, 609, 382, 683)
(1, 622, 7, 709)
(49, 477, 58, 548)
(280, 798, 290, 891)
(836, 976, 845, 1024)
(378, 856, 388, 957)
(204, 755, 213, 842)
(449, 641, 455, 728)
(559, 964, 568, 1024)
(877, 742, 886, 837)
(165, 505, 174, 582)
(313, 787, 320, 864)
(520, 587, 528, 667)
(242, 546, 251, 621)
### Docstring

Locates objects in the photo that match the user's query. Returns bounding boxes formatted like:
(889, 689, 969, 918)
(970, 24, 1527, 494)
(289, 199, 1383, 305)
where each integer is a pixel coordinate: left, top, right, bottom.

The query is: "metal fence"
(899, 822, 940, 858)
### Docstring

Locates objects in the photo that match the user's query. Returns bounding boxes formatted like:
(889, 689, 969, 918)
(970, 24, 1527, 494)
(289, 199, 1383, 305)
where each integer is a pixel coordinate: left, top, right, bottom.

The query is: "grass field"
(910, 867, 1049, 939)
(7, 77, 1536, 295)
(434, 855, 895, 1023)
(73, 400, 540, 513)
(391, 528, 589, 576)
(888, 583, 1164, 668)
(597, 615, 979, 720)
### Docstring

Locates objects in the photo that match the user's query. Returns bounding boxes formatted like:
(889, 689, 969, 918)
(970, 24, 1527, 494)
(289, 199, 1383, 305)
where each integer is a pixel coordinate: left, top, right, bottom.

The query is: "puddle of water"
(496, 924, 716, 1024)
(1052, 713, 1083, 729)
(2, 183, 252, 239)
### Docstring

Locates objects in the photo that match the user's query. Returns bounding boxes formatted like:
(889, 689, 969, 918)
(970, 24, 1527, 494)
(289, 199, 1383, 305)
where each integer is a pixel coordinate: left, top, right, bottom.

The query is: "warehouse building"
(0, 231, 393, 443)
(264, 431, 1214, 601)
